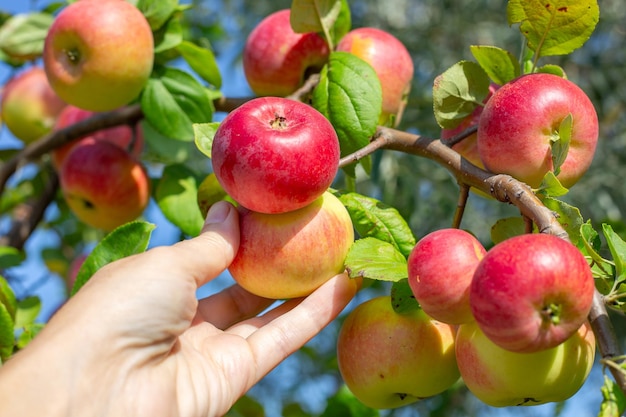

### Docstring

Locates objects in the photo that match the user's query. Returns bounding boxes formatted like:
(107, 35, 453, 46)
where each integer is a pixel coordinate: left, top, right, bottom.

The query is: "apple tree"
(0, 0, 626, 416)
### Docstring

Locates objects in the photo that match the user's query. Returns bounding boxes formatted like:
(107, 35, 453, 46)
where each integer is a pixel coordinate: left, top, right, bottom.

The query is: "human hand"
(0, 201, 358, 417)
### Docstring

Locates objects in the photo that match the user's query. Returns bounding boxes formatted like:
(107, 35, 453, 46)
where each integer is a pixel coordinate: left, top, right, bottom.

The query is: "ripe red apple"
(51, 105, 144, 169)
(455, 320, 595, 407)
(337, 296, 459, 409)
(211, 97, 340, 214)
(43, 0, 154, 112)
(228, 192, 353, 299)
(336, 28, 414, 126)
(477, 73, 599, 188)
(470, 233, 594, 353)
(60, 140, 150, 231)
(441, 83, 498, 169)
(243, 9, 330, 97)
(1, 66, 66, 144)
(408, 228, 486, 324)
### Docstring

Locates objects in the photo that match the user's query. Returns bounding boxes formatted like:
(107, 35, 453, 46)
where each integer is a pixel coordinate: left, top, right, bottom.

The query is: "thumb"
(171, 201, 240, 287)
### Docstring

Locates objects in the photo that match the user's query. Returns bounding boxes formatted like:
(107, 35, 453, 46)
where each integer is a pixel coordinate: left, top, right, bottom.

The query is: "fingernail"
(205, 201, 231, 225)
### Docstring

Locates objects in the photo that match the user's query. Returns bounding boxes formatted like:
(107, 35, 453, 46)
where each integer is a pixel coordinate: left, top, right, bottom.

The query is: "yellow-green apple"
(336, 296, 459, 409)
(243, 9, 330, 97)
(455, 320, 595, 407)
(228, 191, 353, 299)
(43, 0, 154, 112)
(470, 233, 594, 353)
(51, 105, 144, 169)
(211, 96, 340, 214)
(476, 73, 599, 188)
(60, 140, 150, 231)
(336, 28, 414, 126)
(1, 66, 66, 144)
(408, 228, 486, 324)
(441, 83, 498, 169)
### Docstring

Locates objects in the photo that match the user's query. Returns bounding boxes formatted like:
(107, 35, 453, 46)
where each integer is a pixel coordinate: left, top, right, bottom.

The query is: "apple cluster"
(211, 97, 354, 300)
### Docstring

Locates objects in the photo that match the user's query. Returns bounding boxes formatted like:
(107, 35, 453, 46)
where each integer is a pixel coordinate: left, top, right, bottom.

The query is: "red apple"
(477, 73, 599, 188)
(1, 66, 66, 144)
(211, 97, 340, 214)
(43, 0, 154, 112)
(336, 28, 414, 126)
(337, 296, 459, 409)
(51, 105, 144, 169)
(243, 9, 330, 97)
(455, 320, 595, 407)
(408, 228, 486, 324)
(60, 140, 150, 231)
(228, 192, 353, 299)
(470, 233, 594, 353)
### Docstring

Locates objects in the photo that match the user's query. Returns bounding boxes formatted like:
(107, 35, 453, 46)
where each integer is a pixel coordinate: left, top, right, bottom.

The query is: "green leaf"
(137, 0, 178, 31)
(197, 173, 230, 218)
(541, 196, 583, 245)
(603, 224, 626, 286)
(320, 385, 380, 417)
(535, 64, 567, 77)
(0, 303, 13, 363)
(330, 0, 351, 46)
(550, 113, 573, 177)
(337, 191, 415, 257)
(141, 119, 191, 164)
(177, 41, 222, 88)
(599, 374, 626, 417)
(290, 0, 342, 35)
(71, 221, 156, 296)
(152, 14, 183, 54)
(312, 51, 382, 176)
(490, 217, 526, 244)
(470, 45, 520, 85)
(225, 394, 265, 417)
(0, 246, 24, 269)
(141, 67, 214, 141)
(16, 322, 45, 350)
(193, 122, 220, 158)
(345, 237, 407, 282)
(0, 275, 17, 321)
(579, 222, 614, 295)
(0, 12, 53, 60)
(507, 0, 600, 57)
(155, 164, 205, 237)
(13, 296, 41, 329)
(536, 171, 569, 198)
(433, 60, 491, 129)
(390, 279, 420, 315)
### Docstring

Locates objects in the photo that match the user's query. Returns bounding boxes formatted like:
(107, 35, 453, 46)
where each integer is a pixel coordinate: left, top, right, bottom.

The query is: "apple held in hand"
(1, 66, 66, 144)
(477, 73, 599, 188)
(337, 296, 459, 409)
(243, 9, 330, 97)
(60, 140, 150, 232)
(336, 27, 414, 126)
(211, 97, 340, 214)
(229, 192, 353, 300)
(408, 228, 486, 324)
(43, 0, 154, 112)
(51, 105, 144, 169)
(470, 233, 594, 353)
(455, 320, 595, 407)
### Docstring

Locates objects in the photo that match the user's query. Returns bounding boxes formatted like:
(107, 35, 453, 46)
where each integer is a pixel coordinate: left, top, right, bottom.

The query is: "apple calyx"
(270, 114, 288, 130)
(64, 47, 81, 64)
(541, 302, 562, 326)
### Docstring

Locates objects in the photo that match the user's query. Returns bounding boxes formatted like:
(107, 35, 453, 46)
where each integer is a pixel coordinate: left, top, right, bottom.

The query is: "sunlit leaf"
(290, 0, 342, 35)
(470, 45, 520, 85)
(177, 40, 222, 88)
(137, 0, 178, 31)
(0, 12, 53, 60)
(345, 237, 407, 282)
(390, 279, 420, 315)
(13, 296, 41, 329)
(193, 122, 220, 158)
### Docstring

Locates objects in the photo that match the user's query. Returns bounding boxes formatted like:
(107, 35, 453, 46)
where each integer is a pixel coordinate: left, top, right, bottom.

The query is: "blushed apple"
(1, 66, 66, 144)
(337, 296, 459, 409)
(211, 96, 340, 214)
(336, 27, 414, 126)
(408, 228, 486, 324)
(228, 192, 353, 299)
(455, 320, 595, 407)
(477, 73, 599, 188)
(470, 233, 594, 353)
(243, 9, 330, 97)
(60, 140, 150, 231)
(43, 0, 154, 112)
(51, 105, 144, 169)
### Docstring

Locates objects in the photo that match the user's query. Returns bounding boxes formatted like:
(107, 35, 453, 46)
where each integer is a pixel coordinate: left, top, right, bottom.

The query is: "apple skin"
(243, 9, 330, 97)
(455, 320, 595, 407)
(408, 228, 486, 324)
(336, 27, 414, 126)
(60, 140, 150, 231)
(43, 0, 154, 112)
(470, 233, 595, 353)
(336, 296, 460, 409)
(1, 66, 66, 144)
(51, 105, 144, 169)
(476, 73, 599, 188)
(228, 191, 353, 299)
(211, 97, 340, 214)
